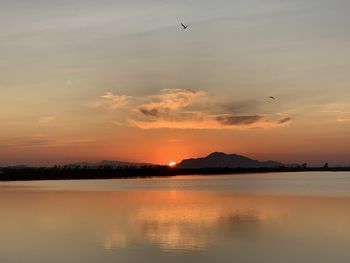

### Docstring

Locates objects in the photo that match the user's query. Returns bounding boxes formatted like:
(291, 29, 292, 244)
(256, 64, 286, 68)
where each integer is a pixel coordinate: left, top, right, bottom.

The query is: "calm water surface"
(1, 172, 350, 263)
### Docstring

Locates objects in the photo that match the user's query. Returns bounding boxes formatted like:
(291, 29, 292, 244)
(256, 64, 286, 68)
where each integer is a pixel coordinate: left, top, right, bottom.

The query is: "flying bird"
(269, 96, 276, 100)
(181, 23, 189, 29)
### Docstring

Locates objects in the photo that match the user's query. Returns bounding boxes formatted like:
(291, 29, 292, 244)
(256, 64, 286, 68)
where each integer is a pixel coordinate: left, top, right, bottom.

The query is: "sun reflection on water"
(1, 186, 350, 262)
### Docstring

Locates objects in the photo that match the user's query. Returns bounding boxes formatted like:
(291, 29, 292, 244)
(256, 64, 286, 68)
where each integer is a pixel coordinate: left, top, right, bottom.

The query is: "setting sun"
(168, 162, 177, 167)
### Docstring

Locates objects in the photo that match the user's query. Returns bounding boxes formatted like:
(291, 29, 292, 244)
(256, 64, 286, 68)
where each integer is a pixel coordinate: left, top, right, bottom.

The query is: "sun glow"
(168, 162, 177, 167)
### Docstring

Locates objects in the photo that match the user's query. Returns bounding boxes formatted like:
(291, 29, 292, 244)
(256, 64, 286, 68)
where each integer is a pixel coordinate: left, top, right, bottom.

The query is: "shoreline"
(1, 166, 350, 182)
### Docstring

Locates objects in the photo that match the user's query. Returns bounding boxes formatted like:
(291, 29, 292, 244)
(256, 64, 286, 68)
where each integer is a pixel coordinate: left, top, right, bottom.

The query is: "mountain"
(66, 160, 155, 168)
(177, 152, 284, 169)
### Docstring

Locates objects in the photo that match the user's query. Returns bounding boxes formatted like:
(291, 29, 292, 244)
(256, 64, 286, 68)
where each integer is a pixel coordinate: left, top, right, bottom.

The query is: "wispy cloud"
(215, 115, 264, 126)
(93, 89, 291, 130)
(130, 114, 290, 130)
(136, 89, 205, 117)
(321, 107, 350, 122)
(216, 115, 291, 129)
(38, 116, 56, 124)
(91, 91, 130, 109)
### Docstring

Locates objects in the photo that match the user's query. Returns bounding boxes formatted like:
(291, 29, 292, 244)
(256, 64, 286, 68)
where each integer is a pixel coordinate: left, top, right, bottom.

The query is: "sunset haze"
(1, 0, 350, 166)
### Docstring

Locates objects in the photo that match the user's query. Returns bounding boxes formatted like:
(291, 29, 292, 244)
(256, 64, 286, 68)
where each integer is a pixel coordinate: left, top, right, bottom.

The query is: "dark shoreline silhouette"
(1, 166, 350, 182)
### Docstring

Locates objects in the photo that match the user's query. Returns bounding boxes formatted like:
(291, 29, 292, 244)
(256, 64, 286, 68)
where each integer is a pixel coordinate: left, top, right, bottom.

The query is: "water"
(1, 172, 350, 263)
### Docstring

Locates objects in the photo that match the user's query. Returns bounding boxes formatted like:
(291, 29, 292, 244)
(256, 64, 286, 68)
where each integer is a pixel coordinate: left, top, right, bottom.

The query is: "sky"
(1, 0, 350, 166)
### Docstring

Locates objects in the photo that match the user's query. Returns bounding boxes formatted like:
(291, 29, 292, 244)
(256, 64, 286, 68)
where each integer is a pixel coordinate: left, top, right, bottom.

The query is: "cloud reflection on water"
(1, 188, 350, 262)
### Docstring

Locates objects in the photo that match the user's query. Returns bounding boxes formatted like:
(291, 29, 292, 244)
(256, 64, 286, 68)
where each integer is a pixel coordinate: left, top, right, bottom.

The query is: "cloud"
(217, 115, 291, 129)
(92, 91, 130, 109)
(215, 115, 291, 129)
(93, 89, 292, 130)
(136, 89, 205, 118)
(278, 117, 291, 124)
(216, 115, 264, 126)
(38, 116, 56, 124)
(321, 108, 350, 122)
(130, 114, 290, 130)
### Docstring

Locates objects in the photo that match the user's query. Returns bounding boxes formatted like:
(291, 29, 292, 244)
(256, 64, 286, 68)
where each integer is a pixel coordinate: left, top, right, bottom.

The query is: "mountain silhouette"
(177, 152, 284, 169)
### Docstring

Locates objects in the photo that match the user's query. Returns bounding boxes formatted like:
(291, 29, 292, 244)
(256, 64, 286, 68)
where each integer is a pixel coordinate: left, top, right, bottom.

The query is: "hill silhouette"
(177, 152, 284, 169)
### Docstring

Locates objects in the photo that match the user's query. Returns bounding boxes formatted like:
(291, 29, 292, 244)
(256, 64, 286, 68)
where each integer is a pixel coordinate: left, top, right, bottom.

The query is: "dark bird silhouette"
(269, 96, 276, 100)
(181, 23, 189, 29)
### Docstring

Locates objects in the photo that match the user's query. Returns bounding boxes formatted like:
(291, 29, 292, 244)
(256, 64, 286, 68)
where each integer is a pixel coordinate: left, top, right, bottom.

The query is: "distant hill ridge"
(177, 152, 284, 169)
(67, 152, 285, 169)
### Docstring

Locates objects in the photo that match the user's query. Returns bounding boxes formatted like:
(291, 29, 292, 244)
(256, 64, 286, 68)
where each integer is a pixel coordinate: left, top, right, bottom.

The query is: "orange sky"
(1, 0, 350, 166)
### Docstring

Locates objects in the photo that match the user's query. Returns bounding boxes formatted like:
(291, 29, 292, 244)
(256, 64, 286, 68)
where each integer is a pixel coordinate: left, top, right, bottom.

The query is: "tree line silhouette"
(0, 164, 349, 181)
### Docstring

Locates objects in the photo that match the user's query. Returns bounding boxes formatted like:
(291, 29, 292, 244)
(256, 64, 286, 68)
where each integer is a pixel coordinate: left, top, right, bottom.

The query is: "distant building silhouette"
(323, 163, 329, 169)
